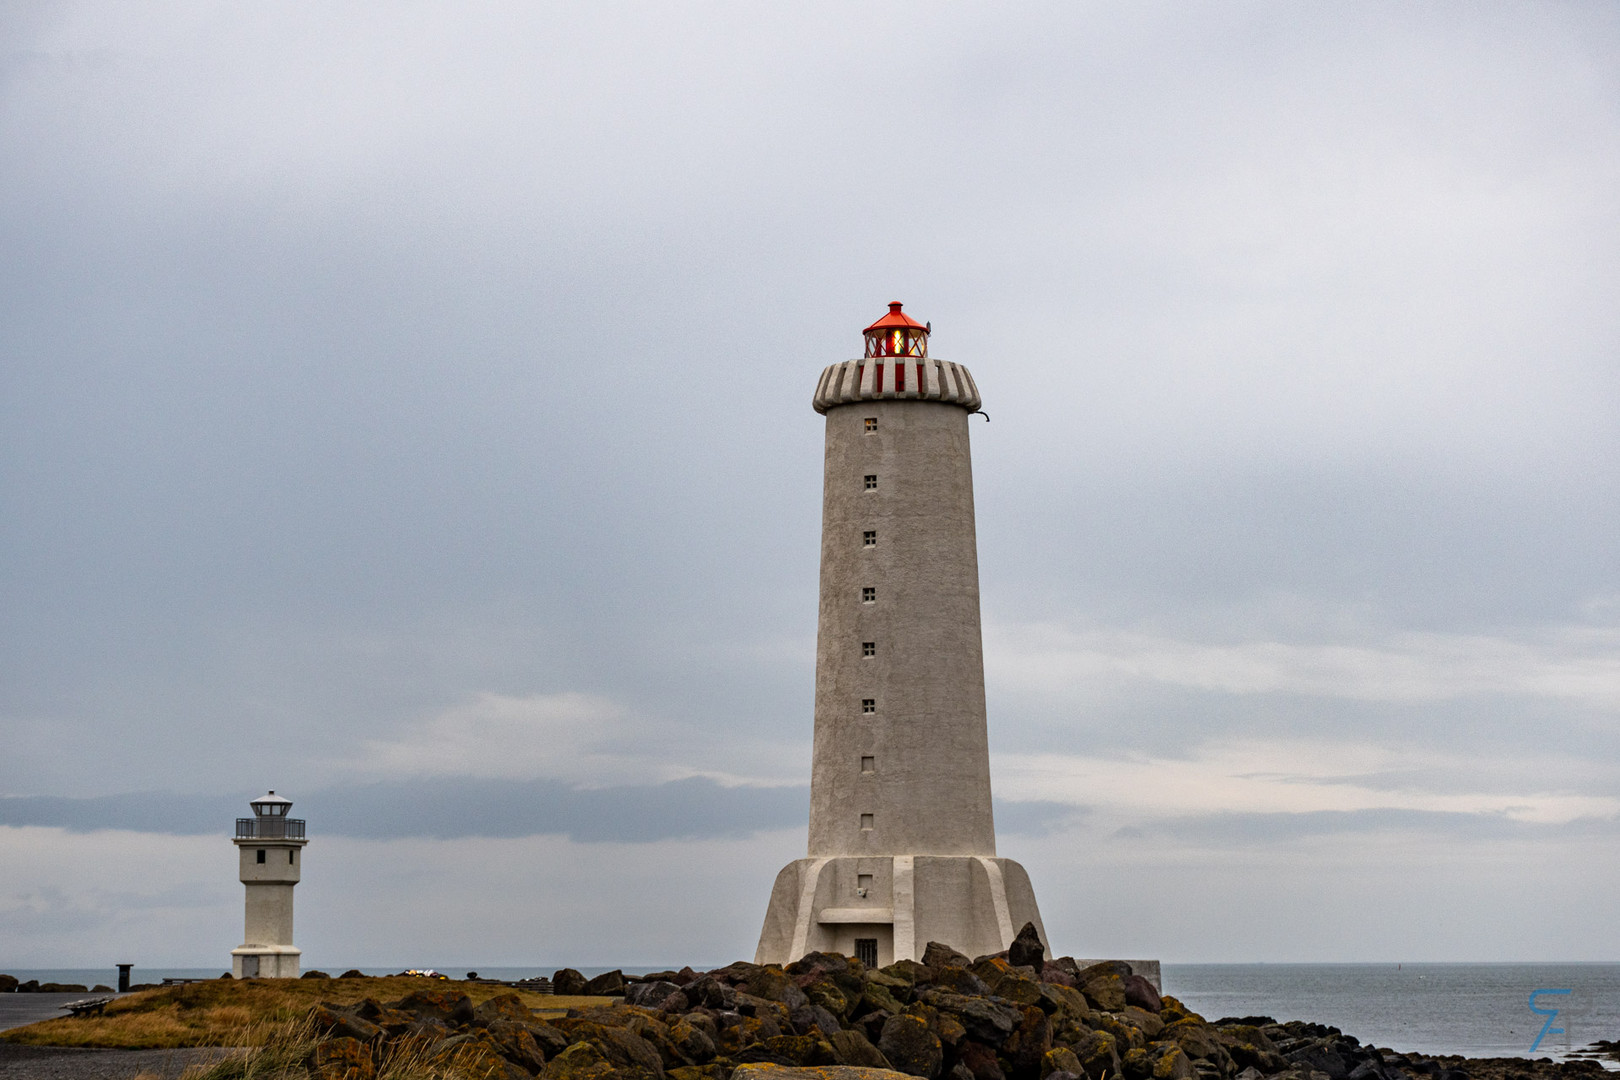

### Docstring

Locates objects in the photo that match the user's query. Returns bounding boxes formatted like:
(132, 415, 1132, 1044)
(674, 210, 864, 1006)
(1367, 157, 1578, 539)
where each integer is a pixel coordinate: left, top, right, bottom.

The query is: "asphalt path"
(0, 994, 108, 1034)
(0, 1044, 238, 1079)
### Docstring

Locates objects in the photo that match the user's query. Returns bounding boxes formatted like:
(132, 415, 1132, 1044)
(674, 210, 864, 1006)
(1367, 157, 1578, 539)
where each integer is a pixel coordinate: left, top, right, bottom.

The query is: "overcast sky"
(2, 2, 1617, 970)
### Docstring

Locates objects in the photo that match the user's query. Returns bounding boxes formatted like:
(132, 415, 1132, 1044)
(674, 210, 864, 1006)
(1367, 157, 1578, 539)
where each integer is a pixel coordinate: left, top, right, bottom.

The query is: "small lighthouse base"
(755, 855, 1045, 967)
(231, 946, 301, 979)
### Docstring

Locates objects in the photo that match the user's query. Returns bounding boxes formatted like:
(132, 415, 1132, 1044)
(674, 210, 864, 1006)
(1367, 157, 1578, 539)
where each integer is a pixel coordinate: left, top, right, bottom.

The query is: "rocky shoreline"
(298, 927, 1612, 1080)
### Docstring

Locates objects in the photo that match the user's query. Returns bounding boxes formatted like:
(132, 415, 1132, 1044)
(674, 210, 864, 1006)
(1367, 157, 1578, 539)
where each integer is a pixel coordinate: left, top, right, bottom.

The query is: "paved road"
(0, 994, 108, 1034)
(0, 1044, 238, 1079)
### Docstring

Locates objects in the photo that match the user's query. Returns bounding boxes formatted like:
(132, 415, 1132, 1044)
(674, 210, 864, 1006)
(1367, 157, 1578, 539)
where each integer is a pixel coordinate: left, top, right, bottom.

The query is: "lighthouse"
(230, 791, 307, 978)
(755, 303, 1046, 967)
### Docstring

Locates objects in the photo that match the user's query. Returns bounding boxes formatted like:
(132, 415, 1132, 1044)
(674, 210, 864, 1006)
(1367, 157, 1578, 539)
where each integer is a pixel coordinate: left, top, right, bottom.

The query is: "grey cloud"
(1117, 808, 1620, 845)
(0, 779, 807, 843)
(0, 784, 1075, 843)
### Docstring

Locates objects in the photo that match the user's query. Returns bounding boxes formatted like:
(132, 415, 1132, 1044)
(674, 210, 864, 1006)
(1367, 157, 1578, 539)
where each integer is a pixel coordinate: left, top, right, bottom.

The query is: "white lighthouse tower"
(230, 791, 307, 978)
(756, 303, 1046, 968)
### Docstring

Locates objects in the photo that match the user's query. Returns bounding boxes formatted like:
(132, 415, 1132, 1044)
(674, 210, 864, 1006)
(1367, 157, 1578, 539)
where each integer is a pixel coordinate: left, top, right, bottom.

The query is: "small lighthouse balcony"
(236, 816, 306, 839)
(236, 790, 305, 839)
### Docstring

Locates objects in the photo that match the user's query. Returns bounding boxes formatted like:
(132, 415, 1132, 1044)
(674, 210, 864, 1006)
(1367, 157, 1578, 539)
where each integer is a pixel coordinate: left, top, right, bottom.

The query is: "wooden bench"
(61, 997, 114, 1017)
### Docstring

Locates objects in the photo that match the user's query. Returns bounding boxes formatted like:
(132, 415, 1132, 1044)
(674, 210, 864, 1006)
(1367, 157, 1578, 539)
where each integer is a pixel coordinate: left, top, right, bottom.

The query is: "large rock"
(1071, 1031, 1122, 1080)
(1041, 1048, 1084, 1079)
(543, 1041, 618, 1080)
(312, 1004, 384, 1043)
(475, 993, 537, 1026)
(585, 970, 629, 996)
(878, 1013, 944, 1079)
(831, 1029, 893, 1070)
(485, 1019, 548, 1073)
(627, 981, 687, 1009)
(956, 1040, 1006, 1080)
(923, 943, 972, 969)
(1008, 923, 1045, 971)
(1123, 975, 1161, 1014)
(309, 1036, 375, 1080)
(552, 968, 590, 996)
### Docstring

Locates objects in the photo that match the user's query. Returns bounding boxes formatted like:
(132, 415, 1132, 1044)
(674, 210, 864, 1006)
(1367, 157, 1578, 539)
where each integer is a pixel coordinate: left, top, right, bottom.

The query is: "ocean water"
(1164, 964, 1620, 1061)
(8, 963, 1616, 1062)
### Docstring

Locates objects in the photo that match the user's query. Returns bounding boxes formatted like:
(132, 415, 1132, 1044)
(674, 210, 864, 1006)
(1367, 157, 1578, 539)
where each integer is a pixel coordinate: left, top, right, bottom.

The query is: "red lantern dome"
(863, 301, 929, 359)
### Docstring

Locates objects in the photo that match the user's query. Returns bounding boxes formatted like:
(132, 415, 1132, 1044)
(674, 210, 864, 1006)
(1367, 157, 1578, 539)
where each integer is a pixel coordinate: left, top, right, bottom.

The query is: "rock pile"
(305, 929, 1606, 1080)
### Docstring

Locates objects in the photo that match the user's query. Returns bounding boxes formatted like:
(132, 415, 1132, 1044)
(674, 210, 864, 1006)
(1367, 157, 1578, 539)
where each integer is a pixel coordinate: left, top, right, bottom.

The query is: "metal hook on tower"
(971, 410, 990, 422)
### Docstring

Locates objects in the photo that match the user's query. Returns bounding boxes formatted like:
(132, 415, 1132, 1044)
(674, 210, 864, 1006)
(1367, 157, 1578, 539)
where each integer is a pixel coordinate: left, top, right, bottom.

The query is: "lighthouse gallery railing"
(236, 818, 305, 839)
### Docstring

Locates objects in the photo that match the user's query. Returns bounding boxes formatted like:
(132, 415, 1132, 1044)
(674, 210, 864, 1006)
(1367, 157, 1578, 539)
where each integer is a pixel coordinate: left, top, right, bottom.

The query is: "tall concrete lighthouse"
(756, 303, 1046, 968)
(230, 791, 307, 978)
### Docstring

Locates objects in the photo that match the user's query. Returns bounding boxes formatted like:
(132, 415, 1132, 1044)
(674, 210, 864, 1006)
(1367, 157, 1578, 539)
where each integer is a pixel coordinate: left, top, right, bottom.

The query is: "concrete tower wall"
(809, 398, 995, 857)
(232, 836, 306, 978)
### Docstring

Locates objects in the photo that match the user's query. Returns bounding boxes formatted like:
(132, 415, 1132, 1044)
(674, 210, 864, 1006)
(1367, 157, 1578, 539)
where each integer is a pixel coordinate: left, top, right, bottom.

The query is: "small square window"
(864, 417, 878, 433)
(860, 813, 874, 830)
(256, 849, 266, 864)
(863, 531, 876, 547)
(861, 698, 875, 713)
(864, 474, 878, 490)
(862, 641, 876, 657)
(861, 756, 875, 773)
(862, 587, 876, 603)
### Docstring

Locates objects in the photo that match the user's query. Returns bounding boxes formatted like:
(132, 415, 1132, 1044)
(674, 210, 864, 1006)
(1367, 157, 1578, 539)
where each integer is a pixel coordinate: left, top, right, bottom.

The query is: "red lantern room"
(863, 301, 929, 359)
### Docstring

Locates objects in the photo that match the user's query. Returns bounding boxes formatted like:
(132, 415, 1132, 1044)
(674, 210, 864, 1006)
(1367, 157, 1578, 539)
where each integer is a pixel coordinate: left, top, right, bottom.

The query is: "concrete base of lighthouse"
(230, 946, 301, 979)
(755, 855, 1046, 967)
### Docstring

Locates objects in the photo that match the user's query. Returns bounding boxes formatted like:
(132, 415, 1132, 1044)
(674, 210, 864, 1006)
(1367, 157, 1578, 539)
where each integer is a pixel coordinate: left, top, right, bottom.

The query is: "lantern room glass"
(864, 326, 928, 359)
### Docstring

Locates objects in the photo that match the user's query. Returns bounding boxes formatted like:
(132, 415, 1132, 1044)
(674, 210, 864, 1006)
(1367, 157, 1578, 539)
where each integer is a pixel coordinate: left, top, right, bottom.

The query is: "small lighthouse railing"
(236, 817, 306, 839)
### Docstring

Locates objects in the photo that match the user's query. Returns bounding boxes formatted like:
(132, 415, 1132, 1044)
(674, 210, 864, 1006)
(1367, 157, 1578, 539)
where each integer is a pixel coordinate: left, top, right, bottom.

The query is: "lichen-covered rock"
(831, 1029, 894, 1070)
(1071, 1030, 1123, 1080)
(312, 1004, 384, 1043)
(932, 968, 994, 998)
(918, 991, 1022, 1047)
(393, 989, 477, 1027)
(956, 1040, 1007, 1080)
(922, 942, 972, 969)
(879, 1013, 945, 1079)
(484, 1019, 548, 1073)
(669, 1017, 719, 1064)
(1003, 1006, 1054, 1078)
(543, 1041, 618, 1080)
(475, 993, 537, 1027)
(1079, 974, 1125, 1014)
(309, 1036, 375, 1080)
(748, 966, 813, 1010)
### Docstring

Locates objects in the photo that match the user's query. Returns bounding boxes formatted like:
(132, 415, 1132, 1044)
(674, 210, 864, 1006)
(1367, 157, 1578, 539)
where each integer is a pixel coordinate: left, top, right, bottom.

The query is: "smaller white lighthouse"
(230, 791, 307, 978)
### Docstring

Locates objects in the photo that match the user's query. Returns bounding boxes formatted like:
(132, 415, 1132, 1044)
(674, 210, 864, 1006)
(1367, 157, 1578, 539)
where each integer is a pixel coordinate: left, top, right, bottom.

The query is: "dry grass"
(171, 1014, 523, 1080)
(0, 976, 613, 1050)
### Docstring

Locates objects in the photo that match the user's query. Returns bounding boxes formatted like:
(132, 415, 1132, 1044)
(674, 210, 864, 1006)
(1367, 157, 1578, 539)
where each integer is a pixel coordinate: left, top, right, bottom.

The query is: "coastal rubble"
(297, 931, 1610, 1080)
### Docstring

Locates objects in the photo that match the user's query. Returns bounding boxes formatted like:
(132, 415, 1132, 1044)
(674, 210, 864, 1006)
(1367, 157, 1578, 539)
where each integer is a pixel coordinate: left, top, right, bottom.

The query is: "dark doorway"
(855, 938, 878, 966)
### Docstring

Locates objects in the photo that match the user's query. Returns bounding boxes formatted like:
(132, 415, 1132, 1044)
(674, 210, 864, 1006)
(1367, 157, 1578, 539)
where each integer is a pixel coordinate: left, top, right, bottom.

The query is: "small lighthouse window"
(864, 417, 877, 433)
(862, 587, 876, 603)
(861, 699, 875, 713)
(862, 642, 876, 657)
(289, 850, 295, 864)
(864, 475, 877, 490)
(863, 531, 876, 546)
(256, 849, 266, 864)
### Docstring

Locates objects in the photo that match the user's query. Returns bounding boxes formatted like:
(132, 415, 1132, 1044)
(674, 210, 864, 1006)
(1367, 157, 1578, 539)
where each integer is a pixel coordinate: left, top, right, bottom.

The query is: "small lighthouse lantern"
(863, 301, 929, 358)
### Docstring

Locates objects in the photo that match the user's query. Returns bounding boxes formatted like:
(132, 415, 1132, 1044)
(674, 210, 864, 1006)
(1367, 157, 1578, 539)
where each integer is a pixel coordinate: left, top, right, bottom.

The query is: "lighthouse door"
(242, 955, 260, 977)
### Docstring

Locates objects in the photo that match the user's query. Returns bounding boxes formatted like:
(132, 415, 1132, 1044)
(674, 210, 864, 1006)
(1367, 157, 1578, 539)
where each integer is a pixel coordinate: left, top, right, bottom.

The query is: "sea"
(7, 963, 1616, 1063)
